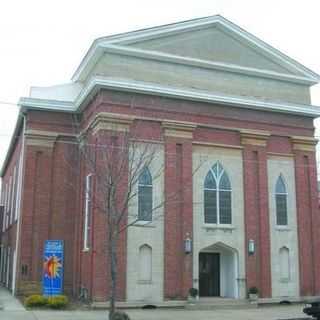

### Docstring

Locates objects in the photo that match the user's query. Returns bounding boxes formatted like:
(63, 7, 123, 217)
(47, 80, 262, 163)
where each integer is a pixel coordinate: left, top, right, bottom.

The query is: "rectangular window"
(6, 247, 10, 288)
(1, 247, 6, 283)
(10, 168, 16, 225)
(4, 183, 8, 230)
(204, 189, 217, 224)
(14, 163, 19, 221)
(138, 186, 152, 221)
(83, 174, 93, 250)
(276, 194, 287, 225)
(8, 176, 12, 226)
(219, 191, 232, 224)
(0, 245, 3, 281)
(0, 186, 5, 232)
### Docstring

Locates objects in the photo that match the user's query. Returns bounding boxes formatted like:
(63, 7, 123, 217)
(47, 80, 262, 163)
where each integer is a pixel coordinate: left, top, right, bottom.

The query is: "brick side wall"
(294, 150, 320, 296)
(15, 113, 79, 296)
(0, 133, 23, 291)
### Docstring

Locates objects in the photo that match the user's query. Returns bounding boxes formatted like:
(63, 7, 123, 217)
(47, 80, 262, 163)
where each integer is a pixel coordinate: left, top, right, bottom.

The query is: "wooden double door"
(199, 252, 220, 297)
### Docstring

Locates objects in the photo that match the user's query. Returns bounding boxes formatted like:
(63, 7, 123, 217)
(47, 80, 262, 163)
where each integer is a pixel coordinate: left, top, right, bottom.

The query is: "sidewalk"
(0, 286, 25, 311)
(0, 286, 35, 320)
(0, 286, 309, 320)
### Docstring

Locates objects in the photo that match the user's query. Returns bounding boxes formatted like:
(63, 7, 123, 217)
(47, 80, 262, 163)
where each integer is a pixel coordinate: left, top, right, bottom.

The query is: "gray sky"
(1, 0, 320, 168)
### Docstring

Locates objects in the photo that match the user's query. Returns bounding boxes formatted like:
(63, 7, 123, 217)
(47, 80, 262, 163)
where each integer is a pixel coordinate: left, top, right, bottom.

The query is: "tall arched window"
(139, 244, 152, 282)
(138, 167, 153, 221)
(204, 162, 232, 224)
(275, 175, 288, 226)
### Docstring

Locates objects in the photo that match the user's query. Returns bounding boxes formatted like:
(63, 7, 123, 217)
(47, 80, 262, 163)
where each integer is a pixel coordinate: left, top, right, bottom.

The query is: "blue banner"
(42, 240, 64, 296)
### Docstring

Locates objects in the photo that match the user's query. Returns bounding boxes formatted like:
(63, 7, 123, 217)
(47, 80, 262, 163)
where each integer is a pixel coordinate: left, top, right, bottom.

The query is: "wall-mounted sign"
(42, 240, 64, 296)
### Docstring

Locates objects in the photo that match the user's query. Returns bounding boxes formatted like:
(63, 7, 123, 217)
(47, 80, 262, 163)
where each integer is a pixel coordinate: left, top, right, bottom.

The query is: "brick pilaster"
(241, 130, 272, 298)
(292, 136, 320, 296)
(163, 121, 195, 299)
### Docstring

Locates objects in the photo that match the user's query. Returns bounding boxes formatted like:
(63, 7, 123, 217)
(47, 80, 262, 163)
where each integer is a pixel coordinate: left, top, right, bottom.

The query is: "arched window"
(138, 167, 153, 221)
(279, 247, 290, 281)
(139, 244, 152, 282)
(204, 162, 232, 224)
(275, 175, 288, 226)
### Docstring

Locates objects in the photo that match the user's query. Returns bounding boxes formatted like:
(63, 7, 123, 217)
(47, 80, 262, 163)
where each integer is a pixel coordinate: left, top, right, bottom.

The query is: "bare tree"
(65, 122, 204, 320)
(78, 127, 166, 319)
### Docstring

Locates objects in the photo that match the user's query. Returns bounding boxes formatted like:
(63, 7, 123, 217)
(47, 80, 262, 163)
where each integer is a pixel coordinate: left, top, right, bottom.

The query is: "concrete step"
(186, 298, 257, 310)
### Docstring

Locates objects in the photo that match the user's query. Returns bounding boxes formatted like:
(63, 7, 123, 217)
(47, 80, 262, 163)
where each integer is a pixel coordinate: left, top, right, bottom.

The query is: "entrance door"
(199, 252, 220, 297)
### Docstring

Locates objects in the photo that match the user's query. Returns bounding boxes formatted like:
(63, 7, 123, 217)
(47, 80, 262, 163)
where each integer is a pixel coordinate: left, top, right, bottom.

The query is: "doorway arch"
(199, 242, 238, 298)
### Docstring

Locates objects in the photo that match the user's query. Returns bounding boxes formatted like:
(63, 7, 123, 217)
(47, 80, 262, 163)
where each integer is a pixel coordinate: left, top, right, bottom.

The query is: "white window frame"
(204, 162, 232, 225)
(275, 175, 288, 227)
(6, 247, 10, 288)
(1, 185, 5, 232)
(4, 183, 8, 230)
(83, 174, 93, 251)
(8, 176, 12, 225)
(1, 247, 6, 283)
(0, 245, 4, 282)
(14, 163, 19, 221)
(10, 168, 16, 225)
(137, 167, 153, 222)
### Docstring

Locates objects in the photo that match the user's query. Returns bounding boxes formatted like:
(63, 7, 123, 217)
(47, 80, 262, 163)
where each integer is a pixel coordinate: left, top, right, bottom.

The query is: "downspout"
(12, 113, 26, 295)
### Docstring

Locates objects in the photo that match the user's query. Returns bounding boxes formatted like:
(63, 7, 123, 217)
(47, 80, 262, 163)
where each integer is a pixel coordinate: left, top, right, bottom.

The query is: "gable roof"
(3, 15, 320, 178)
(72, 15, 320, 85)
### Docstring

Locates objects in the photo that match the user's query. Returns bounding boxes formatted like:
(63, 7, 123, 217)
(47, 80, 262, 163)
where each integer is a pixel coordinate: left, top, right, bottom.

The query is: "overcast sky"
(1, 0, 320, 169)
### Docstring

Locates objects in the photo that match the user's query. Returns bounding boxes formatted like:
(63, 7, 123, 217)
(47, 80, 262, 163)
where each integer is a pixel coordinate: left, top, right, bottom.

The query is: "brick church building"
(1, 15, 320, 303)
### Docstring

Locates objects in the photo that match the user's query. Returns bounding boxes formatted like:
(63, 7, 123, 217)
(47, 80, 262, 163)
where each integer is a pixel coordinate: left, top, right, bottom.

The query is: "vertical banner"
(42, 240, 64, 296)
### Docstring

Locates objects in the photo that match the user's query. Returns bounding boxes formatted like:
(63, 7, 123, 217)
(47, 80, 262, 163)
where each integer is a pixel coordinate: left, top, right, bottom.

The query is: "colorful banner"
(42, 240, 64, 296)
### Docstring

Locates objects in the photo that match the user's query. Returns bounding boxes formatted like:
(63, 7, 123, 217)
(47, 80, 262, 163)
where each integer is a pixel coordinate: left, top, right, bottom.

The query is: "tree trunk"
(108, 230, 118, 320)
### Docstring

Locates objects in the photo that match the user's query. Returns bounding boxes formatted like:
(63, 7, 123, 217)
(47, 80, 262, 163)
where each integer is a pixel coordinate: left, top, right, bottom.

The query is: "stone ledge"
(91, 300, 186, 309)
(258, 295, 320, 306)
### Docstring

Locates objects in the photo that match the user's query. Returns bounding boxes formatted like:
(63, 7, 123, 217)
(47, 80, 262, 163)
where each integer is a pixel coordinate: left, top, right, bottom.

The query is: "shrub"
(189, 287, 198, 298)
(25, 295, 48, 307)
(111, 311, 131, 320)
(47, 295, 69, 309)
(248, 286, 259, 295)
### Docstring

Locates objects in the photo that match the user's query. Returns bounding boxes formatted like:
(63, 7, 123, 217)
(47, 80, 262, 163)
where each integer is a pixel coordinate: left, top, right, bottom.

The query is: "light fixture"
(248, 239, 255, 255)
(184, 233, 192, 254)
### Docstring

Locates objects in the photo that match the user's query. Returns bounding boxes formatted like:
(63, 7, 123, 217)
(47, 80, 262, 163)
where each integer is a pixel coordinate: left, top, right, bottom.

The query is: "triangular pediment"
(74, 15, 319, 84)
(127, 25, 295, 76)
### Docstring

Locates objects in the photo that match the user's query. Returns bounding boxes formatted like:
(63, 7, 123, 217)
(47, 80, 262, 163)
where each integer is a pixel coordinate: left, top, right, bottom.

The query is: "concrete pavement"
(30, 306, 310, 320)
(0, 286, 25, 311)
(0, 287, 310, 320)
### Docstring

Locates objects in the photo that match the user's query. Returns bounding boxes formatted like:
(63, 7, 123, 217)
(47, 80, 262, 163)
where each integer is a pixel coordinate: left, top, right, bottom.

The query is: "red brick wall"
(3, 89, 318, 301)
(15, 112, 79, 296)
(294, 150, 320, 296)
(0, 133, 23, 290)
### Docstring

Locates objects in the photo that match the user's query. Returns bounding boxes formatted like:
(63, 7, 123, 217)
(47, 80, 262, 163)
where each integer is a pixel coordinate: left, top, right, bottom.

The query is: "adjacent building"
(1, 15, 320, 303)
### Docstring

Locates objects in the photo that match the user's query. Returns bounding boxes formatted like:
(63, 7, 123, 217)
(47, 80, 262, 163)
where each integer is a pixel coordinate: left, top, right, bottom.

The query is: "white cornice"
(77, 77, 320, 117)
(19, 97, 75, 112)
(71, 15, 320, 84)
(19, 76, 320, 118)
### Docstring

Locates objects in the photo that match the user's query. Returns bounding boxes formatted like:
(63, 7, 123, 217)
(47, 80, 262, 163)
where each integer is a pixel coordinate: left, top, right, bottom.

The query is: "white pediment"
(127, 26, 295, 76)
(72, 15, 320, 84)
